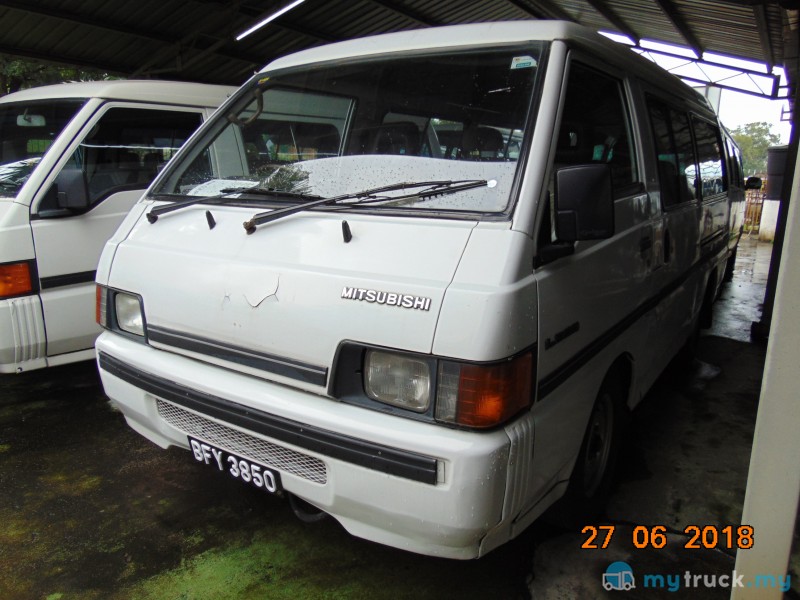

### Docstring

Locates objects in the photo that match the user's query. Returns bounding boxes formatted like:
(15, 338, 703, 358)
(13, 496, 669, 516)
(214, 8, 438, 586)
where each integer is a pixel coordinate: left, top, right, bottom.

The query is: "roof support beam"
(134, 35, 259, 79)
(131, 1, 246, 78)
(0, 0, 264, 72)
(635, 47, 782, 99)
(753, 3, 776, 70)
(585, 0, 640, 44)
(0, 0, 173, 45)
(367, 0, 442, 26)
(506, 0, 576, 22)
(653, 0, 704, 56)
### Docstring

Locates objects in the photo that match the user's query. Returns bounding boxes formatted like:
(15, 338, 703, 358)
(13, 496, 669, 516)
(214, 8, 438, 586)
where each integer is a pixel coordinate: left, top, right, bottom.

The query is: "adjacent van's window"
(648, 102, 699, 208)
(554, 62, 637, 194)
(154, 44, 545, 214)
(0, 100, 84, 198)
(77, 107, 202, 204)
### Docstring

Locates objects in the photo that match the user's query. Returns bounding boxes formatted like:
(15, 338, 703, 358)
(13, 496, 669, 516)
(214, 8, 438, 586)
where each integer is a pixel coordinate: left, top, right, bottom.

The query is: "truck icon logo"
(603, 561, 636, 591)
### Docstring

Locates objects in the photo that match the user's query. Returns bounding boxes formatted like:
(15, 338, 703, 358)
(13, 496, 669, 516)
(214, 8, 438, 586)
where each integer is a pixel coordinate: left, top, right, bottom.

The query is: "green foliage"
(0, 55, 117, 96)
(731, 121, 781, 176)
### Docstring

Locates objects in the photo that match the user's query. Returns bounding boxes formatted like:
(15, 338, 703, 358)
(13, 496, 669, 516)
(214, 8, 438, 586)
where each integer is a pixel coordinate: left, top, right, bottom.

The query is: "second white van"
(0, 80, 232, 373)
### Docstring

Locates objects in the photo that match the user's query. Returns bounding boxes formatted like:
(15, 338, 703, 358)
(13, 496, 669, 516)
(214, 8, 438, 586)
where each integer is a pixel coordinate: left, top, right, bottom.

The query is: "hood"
(108, 202, 476, 390)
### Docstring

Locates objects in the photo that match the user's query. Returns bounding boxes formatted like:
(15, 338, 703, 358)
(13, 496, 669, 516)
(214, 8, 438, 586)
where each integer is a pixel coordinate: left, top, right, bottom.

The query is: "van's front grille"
(157, 399, 328, 484)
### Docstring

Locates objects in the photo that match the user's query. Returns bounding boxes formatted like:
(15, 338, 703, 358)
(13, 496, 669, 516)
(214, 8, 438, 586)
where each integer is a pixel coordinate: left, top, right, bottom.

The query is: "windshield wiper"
(146, 186, 321, 223)
(242, 179, 492, 234)
(222, 186, 321, 201)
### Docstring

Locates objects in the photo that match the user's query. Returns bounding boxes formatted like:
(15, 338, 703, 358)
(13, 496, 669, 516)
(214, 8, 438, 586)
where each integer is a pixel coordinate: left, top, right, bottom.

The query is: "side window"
(670, 110, 698, 202)
(554, 62, 638, 195)
(648, 100, 698, 208)
(725, 137, 744, 188)
(692, 117, 727, 198)
(79, 107, 202, 204)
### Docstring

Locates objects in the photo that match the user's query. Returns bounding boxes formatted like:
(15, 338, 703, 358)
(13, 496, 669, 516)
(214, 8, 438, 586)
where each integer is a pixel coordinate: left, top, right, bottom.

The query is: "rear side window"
(692, 117, 727, 198)
(554, 62, 638, 195)
(648, 101, 698, 208)
(725, 137, 744, 188)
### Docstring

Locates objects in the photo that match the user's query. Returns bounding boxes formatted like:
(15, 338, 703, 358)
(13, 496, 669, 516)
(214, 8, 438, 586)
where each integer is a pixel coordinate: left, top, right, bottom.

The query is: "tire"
(547, 374, 625, 529)
(723, 247, 737, 282)
(673, 313, 700, 374)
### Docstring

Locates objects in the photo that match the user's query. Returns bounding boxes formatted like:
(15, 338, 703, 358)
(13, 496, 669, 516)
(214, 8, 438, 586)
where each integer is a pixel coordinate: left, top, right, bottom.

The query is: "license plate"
(188, 437, 282, 493)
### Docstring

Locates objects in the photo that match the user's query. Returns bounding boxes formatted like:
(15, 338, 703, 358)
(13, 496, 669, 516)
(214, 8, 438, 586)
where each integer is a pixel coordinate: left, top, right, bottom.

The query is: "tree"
(0, 55, 115, 96)
(731, 122, 781, 177)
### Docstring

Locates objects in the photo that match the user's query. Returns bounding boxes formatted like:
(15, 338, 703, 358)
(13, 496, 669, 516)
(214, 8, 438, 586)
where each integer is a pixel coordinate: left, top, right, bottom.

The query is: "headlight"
(365, 350, 431, 412)
(97, 285, 146, 338)
(115, 292, 145, 337)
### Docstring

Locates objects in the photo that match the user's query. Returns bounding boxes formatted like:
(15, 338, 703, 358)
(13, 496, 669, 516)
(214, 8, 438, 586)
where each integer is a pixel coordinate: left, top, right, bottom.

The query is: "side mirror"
(554, 164, 614, 242)
(54, 168, 90, 211)
(745, 176, 763, 190)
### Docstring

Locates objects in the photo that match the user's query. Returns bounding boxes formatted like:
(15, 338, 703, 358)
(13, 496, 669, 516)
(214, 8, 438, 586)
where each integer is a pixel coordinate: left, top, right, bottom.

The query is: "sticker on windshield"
(511, 56, 537, 70)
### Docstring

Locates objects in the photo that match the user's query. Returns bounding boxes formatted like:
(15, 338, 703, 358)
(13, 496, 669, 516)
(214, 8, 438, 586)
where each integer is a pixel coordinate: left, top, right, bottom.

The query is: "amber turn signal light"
(0, 262, 34, 299)
(436, 351, 534, 428)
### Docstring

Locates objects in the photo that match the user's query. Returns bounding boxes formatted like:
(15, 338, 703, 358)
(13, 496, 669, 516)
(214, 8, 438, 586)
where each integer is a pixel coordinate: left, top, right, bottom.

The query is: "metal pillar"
(731, 134, 800, 600)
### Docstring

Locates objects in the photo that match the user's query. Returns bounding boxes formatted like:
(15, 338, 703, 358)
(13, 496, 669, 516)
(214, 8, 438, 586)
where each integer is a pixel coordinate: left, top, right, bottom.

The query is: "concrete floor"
(0, 238, 796, 600)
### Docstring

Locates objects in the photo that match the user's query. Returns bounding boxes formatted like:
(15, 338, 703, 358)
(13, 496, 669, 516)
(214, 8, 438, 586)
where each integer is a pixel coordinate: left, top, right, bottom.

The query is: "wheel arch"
(699, 266, 719, 329)
(606, 352, 634, 412)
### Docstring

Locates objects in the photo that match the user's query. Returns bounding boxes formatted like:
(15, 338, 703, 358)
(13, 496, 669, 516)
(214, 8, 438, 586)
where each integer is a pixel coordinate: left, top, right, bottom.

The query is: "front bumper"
(96, 332, 513, 558)
(0, 295, 46, 373)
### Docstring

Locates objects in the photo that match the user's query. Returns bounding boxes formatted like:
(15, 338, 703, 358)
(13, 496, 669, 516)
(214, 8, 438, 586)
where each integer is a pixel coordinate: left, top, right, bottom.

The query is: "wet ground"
(1, 238, 797, 600)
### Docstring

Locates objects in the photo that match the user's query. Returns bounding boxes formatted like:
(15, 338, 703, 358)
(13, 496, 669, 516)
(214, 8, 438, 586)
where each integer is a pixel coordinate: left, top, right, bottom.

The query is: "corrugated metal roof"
(0, 0, 794, 94)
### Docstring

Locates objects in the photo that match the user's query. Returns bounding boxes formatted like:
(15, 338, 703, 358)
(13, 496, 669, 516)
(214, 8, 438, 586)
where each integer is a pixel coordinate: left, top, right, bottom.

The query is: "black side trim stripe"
(40, 270, 96, 290)
(147, 325, 328, 387)
(98, 352, 438, 484)
(537, 248, 719, 400)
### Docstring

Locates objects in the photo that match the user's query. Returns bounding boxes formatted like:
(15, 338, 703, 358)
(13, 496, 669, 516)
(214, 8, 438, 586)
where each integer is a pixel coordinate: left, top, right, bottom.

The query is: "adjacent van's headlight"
(365, 350, 431, 412)
(96, 285, 146, 339)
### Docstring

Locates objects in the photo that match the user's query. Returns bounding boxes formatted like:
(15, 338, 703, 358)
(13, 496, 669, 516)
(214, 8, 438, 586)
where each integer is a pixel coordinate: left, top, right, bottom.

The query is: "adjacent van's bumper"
(0, 295, 46, 373)
(96, 332, 514, 559)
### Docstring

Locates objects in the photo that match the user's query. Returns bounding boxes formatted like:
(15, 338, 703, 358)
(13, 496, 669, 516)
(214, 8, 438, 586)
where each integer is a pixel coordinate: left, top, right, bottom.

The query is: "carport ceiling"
(0, 0, 797, 92)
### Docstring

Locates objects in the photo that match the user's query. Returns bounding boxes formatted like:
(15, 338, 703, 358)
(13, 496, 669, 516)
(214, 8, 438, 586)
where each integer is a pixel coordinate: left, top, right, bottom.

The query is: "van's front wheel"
(581, 388, 616, 498)
(548, 375, 624, 528)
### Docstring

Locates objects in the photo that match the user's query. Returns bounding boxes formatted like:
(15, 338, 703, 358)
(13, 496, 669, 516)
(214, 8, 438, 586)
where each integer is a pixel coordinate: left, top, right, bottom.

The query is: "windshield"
(0, 99, 85, 198)
(154, 44, 544, 214)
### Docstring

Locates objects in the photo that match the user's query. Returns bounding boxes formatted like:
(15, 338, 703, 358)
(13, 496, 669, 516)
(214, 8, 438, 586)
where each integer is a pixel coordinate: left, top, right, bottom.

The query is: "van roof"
(264, 21, 608, 72)
(0, 80, 234, 108)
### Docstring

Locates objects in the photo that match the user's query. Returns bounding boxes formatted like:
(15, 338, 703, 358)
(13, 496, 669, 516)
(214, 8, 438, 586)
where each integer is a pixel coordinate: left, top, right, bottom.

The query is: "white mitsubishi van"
(0, 80, 232, 373)
(95, 22, 753, 558)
